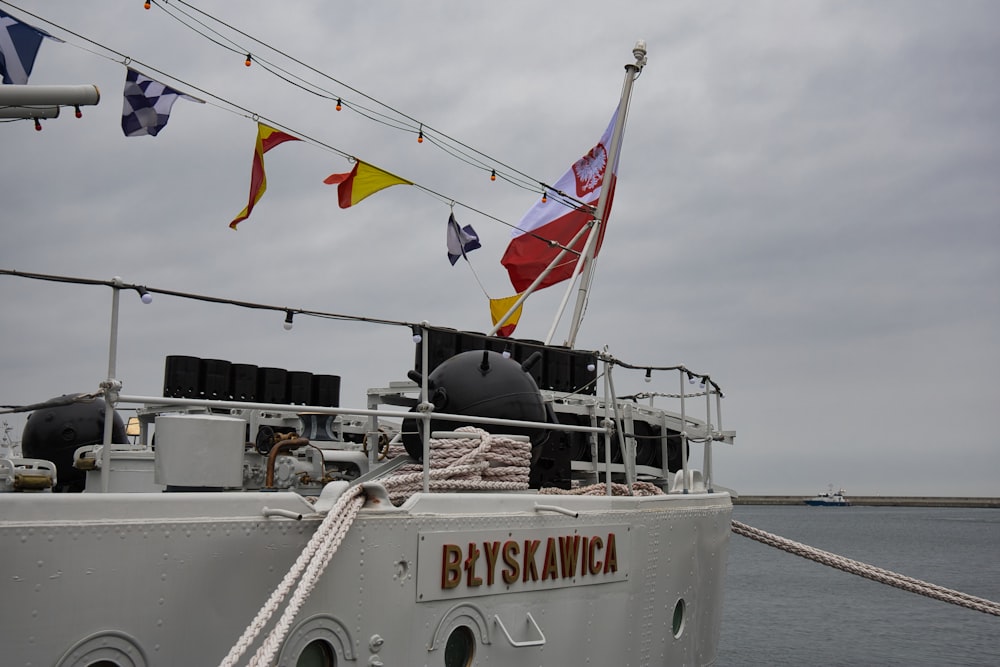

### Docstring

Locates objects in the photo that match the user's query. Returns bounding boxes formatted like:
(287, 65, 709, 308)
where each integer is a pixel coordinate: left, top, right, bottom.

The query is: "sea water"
(716, 505, 1000, 666)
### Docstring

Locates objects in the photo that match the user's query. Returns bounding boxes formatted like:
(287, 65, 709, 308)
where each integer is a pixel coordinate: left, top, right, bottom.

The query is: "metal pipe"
(116, 394, 606, 436)
(606, 365, 633, 493)
(419, 323, 431, 494)
(679, 370, 688, 494)
(704, 380, 713, 493)
(603, 358, 613, 495)
(533, 503, 579, 518)
(265, 437, 310, 488)
(565, 41, 647, 347)
(0, 105, 59, 119)
(100, 279, 122, 493)
(0, 84, 100, 106)
(488, 220, 593, 338)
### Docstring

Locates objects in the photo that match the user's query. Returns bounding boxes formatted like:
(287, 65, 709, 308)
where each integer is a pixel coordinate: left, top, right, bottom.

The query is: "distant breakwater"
(733, 496, 1000, 508)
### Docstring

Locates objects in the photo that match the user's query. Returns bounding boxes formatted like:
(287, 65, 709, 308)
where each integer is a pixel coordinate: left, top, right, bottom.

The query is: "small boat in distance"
(804, 486, 851, 506)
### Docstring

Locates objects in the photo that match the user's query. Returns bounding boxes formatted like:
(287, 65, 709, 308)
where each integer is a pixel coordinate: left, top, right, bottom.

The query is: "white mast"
(0, 84, 100, 119)
(562, 40, 646, 347)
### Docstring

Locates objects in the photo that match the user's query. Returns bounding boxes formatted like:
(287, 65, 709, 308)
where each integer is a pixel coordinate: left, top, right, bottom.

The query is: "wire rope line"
(0, 1, 590, 246)
(0, 269, 721, 400)
(732, 520, 1000, 617)
(6, 0, 590, 207)
(154, 0, 591, 204)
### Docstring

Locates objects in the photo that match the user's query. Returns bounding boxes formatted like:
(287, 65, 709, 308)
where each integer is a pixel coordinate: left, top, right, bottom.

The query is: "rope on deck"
(381, 426, 531, 504)
(731, 520, 1000, 617)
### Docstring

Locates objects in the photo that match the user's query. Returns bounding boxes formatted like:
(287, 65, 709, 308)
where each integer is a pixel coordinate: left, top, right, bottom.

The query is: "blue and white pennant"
(0, 9, 62, 85)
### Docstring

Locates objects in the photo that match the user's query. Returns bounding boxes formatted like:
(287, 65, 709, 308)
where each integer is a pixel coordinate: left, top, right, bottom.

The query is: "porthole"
(296, 638, 336, 667)
(444, 625, 475, 667)
(55, 630, 147, 667)
(277, 613, 354, 665)
(672, 598, 686, 638)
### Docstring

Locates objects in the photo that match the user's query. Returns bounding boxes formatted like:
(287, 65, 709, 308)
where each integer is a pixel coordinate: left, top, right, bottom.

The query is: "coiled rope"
(381, 426, 532, 504)
(732, 520, 1000, 617)
(539, 480, 665, 496)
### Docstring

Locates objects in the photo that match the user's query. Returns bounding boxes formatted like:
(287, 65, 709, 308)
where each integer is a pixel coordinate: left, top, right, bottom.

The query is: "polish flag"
(500, 107, 620, 292)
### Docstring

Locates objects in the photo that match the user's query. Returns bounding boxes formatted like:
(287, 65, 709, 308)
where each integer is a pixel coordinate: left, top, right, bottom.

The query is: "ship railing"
(110, 359, 730, 496)
(80, 275, 730, 497)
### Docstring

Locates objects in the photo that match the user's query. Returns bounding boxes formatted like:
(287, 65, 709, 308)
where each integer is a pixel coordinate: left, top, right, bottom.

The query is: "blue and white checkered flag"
(0, 10, 61, 85)
(121, 68, 203, 137)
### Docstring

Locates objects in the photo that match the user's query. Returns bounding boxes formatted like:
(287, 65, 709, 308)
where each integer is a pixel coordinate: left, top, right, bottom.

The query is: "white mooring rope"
(731, 520, 1000, 617)
(218, 485, 365, 667)
(220, 427, 534, 666)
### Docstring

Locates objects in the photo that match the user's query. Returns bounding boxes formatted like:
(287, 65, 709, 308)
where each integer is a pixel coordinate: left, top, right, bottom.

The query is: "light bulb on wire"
(283, 311, 294, 331)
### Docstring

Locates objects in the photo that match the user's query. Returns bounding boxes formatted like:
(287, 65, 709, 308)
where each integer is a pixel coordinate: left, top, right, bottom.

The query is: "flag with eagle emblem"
(500, 106, 620, 292)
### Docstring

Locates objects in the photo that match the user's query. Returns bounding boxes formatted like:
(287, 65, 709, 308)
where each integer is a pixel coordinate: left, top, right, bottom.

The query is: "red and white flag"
(500, 107, 620, 292)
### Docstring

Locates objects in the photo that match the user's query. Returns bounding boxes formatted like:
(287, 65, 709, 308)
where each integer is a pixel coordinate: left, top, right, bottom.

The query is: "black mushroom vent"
(402, 349, 555, 462)
(22, 395, 127, 492)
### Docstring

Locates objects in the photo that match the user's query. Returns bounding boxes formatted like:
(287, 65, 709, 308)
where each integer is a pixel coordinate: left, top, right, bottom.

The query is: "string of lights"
(149, 0, 575, 200)
(612, 359, 723, 396)
(1, 0, 591, 251)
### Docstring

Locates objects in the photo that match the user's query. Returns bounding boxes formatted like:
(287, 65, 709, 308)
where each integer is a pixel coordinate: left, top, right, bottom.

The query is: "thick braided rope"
(732, 520, 1000, 616)
(381, 427, 531, 504)
(539, 481, 666, 496)
(218, 485, 365, 667)
(248, 490, 366, 667)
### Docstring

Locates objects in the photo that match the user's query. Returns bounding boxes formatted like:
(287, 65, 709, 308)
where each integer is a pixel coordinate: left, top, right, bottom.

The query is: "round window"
(296, 639, 336, 667)
(444, 625, 475, 667)
(672, 598, 686, 638)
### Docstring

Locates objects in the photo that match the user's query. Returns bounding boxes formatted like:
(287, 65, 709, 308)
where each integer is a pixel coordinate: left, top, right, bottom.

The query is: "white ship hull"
(3, 488, 731, 666)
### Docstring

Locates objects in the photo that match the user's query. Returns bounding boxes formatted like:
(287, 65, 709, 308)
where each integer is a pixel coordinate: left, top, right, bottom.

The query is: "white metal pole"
(544, 217, 602, 344)
(487, 221, 593, 337)
(419, 324, 431, 493)
(100, 278, 122, 492)
(704, 380, 713, 493)
(603, 357, 613, 495)
(565, 40, 647, 347)
(679, 369, 688, 494)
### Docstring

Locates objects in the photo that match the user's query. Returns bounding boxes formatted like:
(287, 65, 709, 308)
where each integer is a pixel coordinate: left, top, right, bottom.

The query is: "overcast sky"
(2, 0, 997, 496)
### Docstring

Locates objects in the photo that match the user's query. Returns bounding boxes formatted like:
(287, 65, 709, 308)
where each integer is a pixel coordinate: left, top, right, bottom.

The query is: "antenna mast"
(561, 40, 646, 347)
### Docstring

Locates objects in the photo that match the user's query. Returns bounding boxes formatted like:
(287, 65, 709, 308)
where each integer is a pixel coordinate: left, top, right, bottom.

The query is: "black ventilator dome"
(22, 395, 128, 492)
(402, 349, 552, 461)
